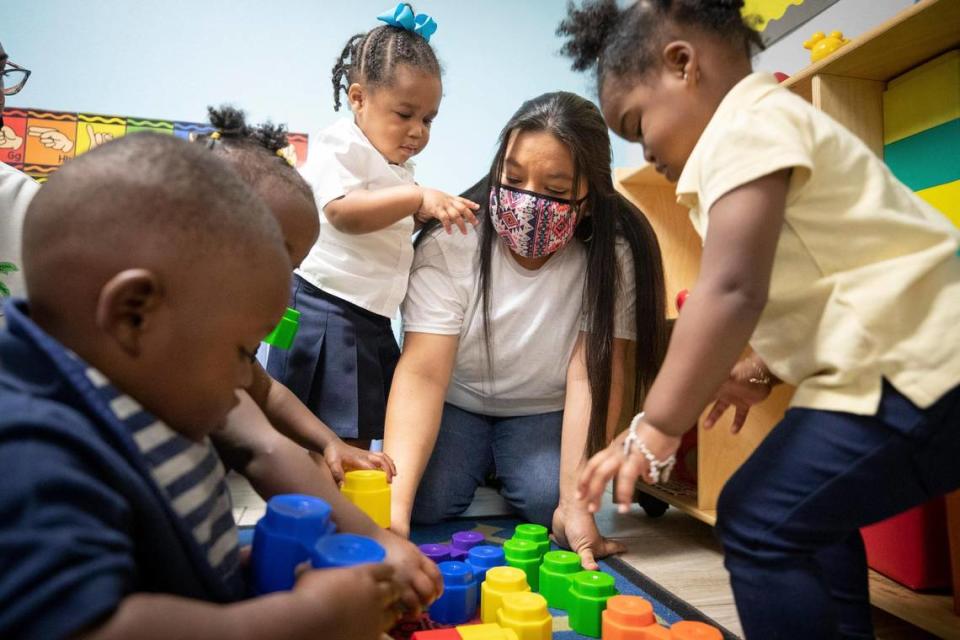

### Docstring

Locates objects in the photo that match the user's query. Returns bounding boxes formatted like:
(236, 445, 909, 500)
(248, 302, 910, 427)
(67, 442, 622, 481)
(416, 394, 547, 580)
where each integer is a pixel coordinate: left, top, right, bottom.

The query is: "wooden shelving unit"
(614, 0, 960, 636)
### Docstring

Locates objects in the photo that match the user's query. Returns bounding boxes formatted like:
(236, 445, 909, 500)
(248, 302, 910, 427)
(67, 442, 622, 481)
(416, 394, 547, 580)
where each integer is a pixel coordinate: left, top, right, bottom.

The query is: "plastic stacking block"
(340, 469, 391, 527)
(251, 494, 335, 594)
(883, 118, 960, 192)
(568, 570, 618, 638)
(669, 621, 722, 639)
(496, 591, 552, 640)
(263, 307, 301, 349)
(539, 550, 581, 610)
(451, 530, 486, 560)
(310, 533, 385, 568)
(883, 50, 960, 145)
(467, 545, 507, 586)
(601, 595, 658, 640)
(504, 538, 541, 591)
(917, 179, 960, 229)
(430, 561, 479, 625)
(481, 566, 531, 623)
(512, 523, 550, 558)
(420, 543, 453, 564)
(457, 623, 520, 640)
(411, 629, 463, 640)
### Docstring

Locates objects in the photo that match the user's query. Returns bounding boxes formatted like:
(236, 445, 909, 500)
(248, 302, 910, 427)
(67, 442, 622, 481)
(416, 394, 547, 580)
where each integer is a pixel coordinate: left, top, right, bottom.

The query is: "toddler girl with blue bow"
(267, 3, 479, 445)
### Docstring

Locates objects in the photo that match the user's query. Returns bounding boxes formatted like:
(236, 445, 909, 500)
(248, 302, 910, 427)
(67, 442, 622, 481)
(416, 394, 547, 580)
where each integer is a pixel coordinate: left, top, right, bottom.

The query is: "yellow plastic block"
(497, 592, 552, 640)
(456, 623, 520, 640)
(340, 470, 390, 528)
(480, 566, 530, 624)
(916, 179, 960, 229)
(884, 50, 960, 144)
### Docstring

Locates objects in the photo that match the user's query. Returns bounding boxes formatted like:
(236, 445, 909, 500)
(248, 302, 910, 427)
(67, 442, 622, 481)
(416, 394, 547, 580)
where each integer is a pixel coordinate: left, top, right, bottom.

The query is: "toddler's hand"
(417, 188, 479, 235)
(703, 355, 773, 433)
(323, 439, 397, 485)
(294, 563, 402, 638)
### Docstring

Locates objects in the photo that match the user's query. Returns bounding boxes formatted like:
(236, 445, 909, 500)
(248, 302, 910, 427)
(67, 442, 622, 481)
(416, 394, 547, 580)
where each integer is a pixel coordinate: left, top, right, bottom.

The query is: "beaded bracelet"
(621, 412, 677, 484)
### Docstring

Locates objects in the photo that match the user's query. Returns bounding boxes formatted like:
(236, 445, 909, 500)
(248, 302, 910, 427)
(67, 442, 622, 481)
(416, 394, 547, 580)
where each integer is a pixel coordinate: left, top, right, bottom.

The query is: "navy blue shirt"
(0, 300, 246, 639)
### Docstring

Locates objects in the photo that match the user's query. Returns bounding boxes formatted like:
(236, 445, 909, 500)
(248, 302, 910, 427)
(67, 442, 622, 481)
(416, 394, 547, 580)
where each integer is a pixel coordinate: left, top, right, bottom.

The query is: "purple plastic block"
(419, 542, 452, 564)
(450, 531, 485, 560)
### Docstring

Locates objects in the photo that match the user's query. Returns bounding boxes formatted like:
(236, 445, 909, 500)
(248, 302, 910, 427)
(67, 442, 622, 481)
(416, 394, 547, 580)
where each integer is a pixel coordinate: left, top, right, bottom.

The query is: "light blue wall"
(3, 0, 629, 193)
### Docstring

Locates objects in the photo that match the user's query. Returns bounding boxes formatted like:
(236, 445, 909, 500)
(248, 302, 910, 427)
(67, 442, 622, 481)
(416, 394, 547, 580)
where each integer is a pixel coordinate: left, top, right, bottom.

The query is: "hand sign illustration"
(27, 126, 74, 153)
(0, 125, 23, 149)
(86, 124, 114, 150)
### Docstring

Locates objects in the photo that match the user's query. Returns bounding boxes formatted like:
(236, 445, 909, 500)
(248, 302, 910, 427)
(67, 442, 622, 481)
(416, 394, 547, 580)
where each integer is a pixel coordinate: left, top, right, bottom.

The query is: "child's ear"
(662, 41, 698, 84)
(95, 269, 164, 357)
(347, 83, 365, 114)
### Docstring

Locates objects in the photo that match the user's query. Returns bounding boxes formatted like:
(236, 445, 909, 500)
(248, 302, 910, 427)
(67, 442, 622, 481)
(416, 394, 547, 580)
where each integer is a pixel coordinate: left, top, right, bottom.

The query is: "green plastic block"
(503, 538, 541, 592)
(539, 550, 581, 610)
(567, 571, 617, 638)
(512, 523, 550, 558)
(263, 307, 301, 350)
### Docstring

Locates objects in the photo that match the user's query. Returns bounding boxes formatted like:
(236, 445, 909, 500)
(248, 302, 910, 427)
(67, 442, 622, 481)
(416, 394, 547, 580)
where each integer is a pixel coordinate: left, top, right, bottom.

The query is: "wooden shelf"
(633, 483, 717, 527)
(869, 571, 960, 639)
(783, 0, 960, 102)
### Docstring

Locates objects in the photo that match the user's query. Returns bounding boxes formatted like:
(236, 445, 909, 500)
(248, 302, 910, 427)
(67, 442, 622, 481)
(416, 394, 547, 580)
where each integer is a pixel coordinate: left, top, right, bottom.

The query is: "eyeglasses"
(2, 61, 31, 96)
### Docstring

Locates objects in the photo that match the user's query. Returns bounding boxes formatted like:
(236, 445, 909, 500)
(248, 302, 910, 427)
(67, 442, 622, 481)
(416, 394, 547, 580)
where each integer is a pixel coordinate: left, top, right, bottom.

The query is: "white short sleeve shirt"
(296, 118, 417, 318)
(402, 229, 637, 416)
(0, 163, 40, 326)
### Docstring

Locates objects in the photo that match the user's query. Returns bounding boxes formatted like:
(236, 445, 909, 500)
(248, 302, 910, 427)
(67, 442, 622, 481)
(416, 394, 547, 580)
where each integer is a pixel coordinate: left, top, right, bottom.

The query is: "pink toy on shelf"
(773, 71, 790, 83)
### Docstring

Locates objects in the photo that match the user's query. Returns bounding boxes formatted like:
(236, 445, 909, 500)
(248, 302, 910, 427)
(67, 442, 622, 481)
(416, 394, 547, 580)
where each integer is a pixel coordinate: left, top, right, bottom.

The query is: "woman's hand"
(321, 439, 397, 485)
(703, 354, 773, 433)
(551, 502, 625, 571)
(577, 419, 682, 513)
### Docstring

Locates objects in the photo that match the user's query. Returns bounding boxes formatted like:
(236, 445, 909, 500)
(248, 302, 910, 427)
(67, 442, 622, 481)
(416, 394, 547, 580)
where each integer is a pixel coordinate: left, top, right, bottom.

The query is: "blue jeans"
(717, 381, 960, 639)
(412, 403, 562, 527)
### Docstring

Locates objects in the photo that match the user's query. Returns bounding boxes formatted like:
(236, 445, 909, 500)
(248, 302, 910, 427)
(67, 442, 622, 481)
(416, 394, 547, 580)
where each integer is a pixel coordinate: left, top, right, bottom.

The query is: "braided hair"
(558, 0, 764, 90)
(200, 105, 313, 204)
(331, 3, 441, 111)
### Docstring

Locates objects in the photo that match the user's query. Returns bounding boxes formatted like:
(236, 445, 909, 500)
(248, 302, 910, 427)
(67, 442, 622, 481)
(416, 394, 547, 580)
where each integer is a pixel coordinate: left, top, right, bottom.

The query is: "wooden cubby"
(614, 0, 960, 636)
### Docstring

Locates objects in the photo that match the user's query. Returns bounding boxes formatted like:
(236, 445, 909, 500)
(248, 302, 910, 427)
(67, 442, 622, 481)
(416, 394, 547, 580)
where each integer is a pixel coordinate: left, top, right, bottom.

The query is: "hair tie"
(276, 147, 296, 167)
(209, 130, 222, 140)
(377, 2, 437, 42)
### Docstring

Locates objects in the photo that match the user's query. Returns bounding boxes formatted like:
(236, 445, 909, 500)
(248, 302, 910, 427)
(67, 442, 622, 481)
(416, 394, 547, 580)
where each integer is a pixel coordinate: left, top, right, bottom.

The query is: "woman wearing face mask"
(383, 92, 667, 567)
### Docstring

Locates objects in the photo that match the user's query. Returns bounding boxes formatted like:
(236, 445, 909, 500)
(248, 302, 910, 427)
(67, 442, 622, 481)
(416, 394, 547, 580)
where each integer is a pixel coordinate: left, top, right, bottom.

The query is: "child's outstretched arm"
(78, 564, 401, 640)
(578, 169, 790, 511)
(214, 394, 442, 613)
(247, 364, 396, 483)
(325, 185, 479, 235)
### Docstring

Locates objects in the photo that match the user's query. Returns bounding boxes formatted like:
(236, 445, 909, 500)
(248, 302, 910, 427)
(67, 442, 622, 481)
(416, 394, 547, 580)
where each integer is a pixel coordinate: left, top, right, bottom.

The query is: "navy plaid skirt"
(265, 275, 400, 440)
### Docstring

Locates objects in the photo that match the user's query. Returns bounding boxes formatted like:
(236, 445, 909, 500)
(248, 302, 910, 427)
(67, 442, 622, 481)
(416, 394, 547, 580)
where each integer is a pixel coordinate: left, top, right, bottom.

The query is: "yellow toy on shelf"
(340, 469, 391, 528)
(803, 30, 850, 62)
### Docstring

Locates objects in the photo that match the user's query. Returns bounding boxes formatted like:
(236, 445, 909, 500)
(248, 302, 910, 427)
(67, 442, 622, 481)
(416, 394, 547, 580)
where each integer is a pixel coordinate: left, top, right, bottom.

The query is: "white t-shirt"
(402, 228, 637, 416)
(296, 118, 417, 318)
(0, 163, 39, 326)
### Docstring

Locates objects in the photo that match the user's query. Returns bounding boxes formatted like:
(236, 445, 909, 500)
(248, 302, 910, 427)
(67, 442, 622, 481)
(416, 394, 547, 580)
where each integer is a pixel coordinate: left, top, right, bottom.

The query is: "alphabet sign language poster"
(743, 0, 841, 45)
(1, 107, 309, 183)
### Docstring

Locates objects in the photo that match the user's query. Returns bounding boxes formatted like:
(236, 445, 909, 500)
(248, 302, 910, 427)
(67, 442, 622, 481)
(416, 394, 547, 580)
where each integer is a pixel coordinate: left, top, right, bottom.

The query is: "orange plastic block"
(669, 621, 723, 639)
(602, 595, 660, 639)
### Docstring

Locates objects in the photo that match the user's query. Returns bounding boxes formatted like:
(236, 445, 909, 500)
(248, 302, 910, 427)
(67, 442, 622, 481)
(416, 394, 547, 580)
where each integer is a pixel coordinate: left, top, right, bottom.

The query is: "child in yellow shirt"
(560, 1, 960, 638)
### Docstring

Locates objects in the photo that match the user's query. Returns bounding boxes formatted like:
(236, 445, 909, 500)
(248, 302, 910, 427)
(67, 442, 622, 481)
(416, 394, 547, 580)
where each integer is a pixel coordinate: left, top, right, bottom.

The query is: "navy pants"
(412, 403, 563, 528)
(717, 381, 960, 639)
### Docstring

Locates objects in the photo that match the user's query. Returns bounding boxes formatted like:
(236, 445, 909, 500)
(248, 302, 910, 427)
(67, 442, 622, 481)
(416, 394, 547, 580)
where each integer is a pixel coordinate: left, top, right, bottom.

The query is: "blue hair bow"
(377, 2, 438, 43)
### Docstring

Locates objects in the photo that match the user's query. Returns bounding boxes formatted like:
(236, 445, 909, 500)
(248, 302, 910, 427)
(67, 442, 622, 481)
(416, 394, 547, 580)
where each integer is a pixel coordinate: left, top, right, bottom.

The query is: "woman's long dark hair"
(417, 92, 667, 456)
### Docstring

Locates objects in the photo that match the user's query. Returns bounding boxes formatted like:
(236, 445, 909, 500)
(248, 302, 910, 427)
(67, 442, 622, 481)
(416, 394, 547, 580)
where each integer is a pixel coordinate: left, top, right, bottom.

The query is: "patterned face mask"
(489, 185, 581, 259)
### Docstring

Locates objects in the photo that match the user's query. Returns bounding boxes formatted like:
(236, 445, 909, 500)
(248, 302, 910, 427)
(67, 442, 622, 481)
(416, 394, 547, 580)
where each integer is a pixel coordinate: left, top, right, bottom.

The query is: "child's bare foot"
(293, 564, 402, 639)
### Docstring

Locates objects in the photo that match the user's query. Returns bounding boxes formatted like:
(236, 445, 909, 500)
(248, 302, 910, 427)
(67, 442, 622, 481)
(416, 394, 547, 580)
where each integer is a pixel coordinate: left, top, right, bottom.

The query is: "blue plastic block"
(311, 533, 386, 568)
(252, 494, 335, 594)
(429, 561, 479, 625)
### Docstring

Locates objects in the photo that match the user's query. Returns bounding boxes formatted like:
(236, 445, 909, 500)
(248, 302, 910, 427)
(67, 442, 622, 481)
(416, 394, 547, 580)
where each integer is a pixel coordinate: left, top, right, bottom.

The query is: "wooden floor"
(228, 475, 947, 639)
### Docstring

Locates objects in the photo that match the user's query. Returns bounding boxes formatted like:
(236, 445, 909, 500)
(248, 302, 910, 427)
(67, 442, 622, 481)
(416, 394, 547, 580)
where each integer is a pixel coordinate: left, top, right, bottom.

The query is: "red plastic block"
(861, 497, 950, 590)
(411, 629, 462, 640)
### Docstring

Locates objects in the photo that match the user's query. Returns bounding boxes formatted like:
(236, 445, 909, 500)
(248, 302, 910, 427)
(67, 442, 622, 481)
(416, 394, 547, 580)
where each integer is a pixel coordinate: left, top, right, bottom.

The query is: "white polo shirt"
(0, 163, 39, 326)
(296, 118, 416, 318)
